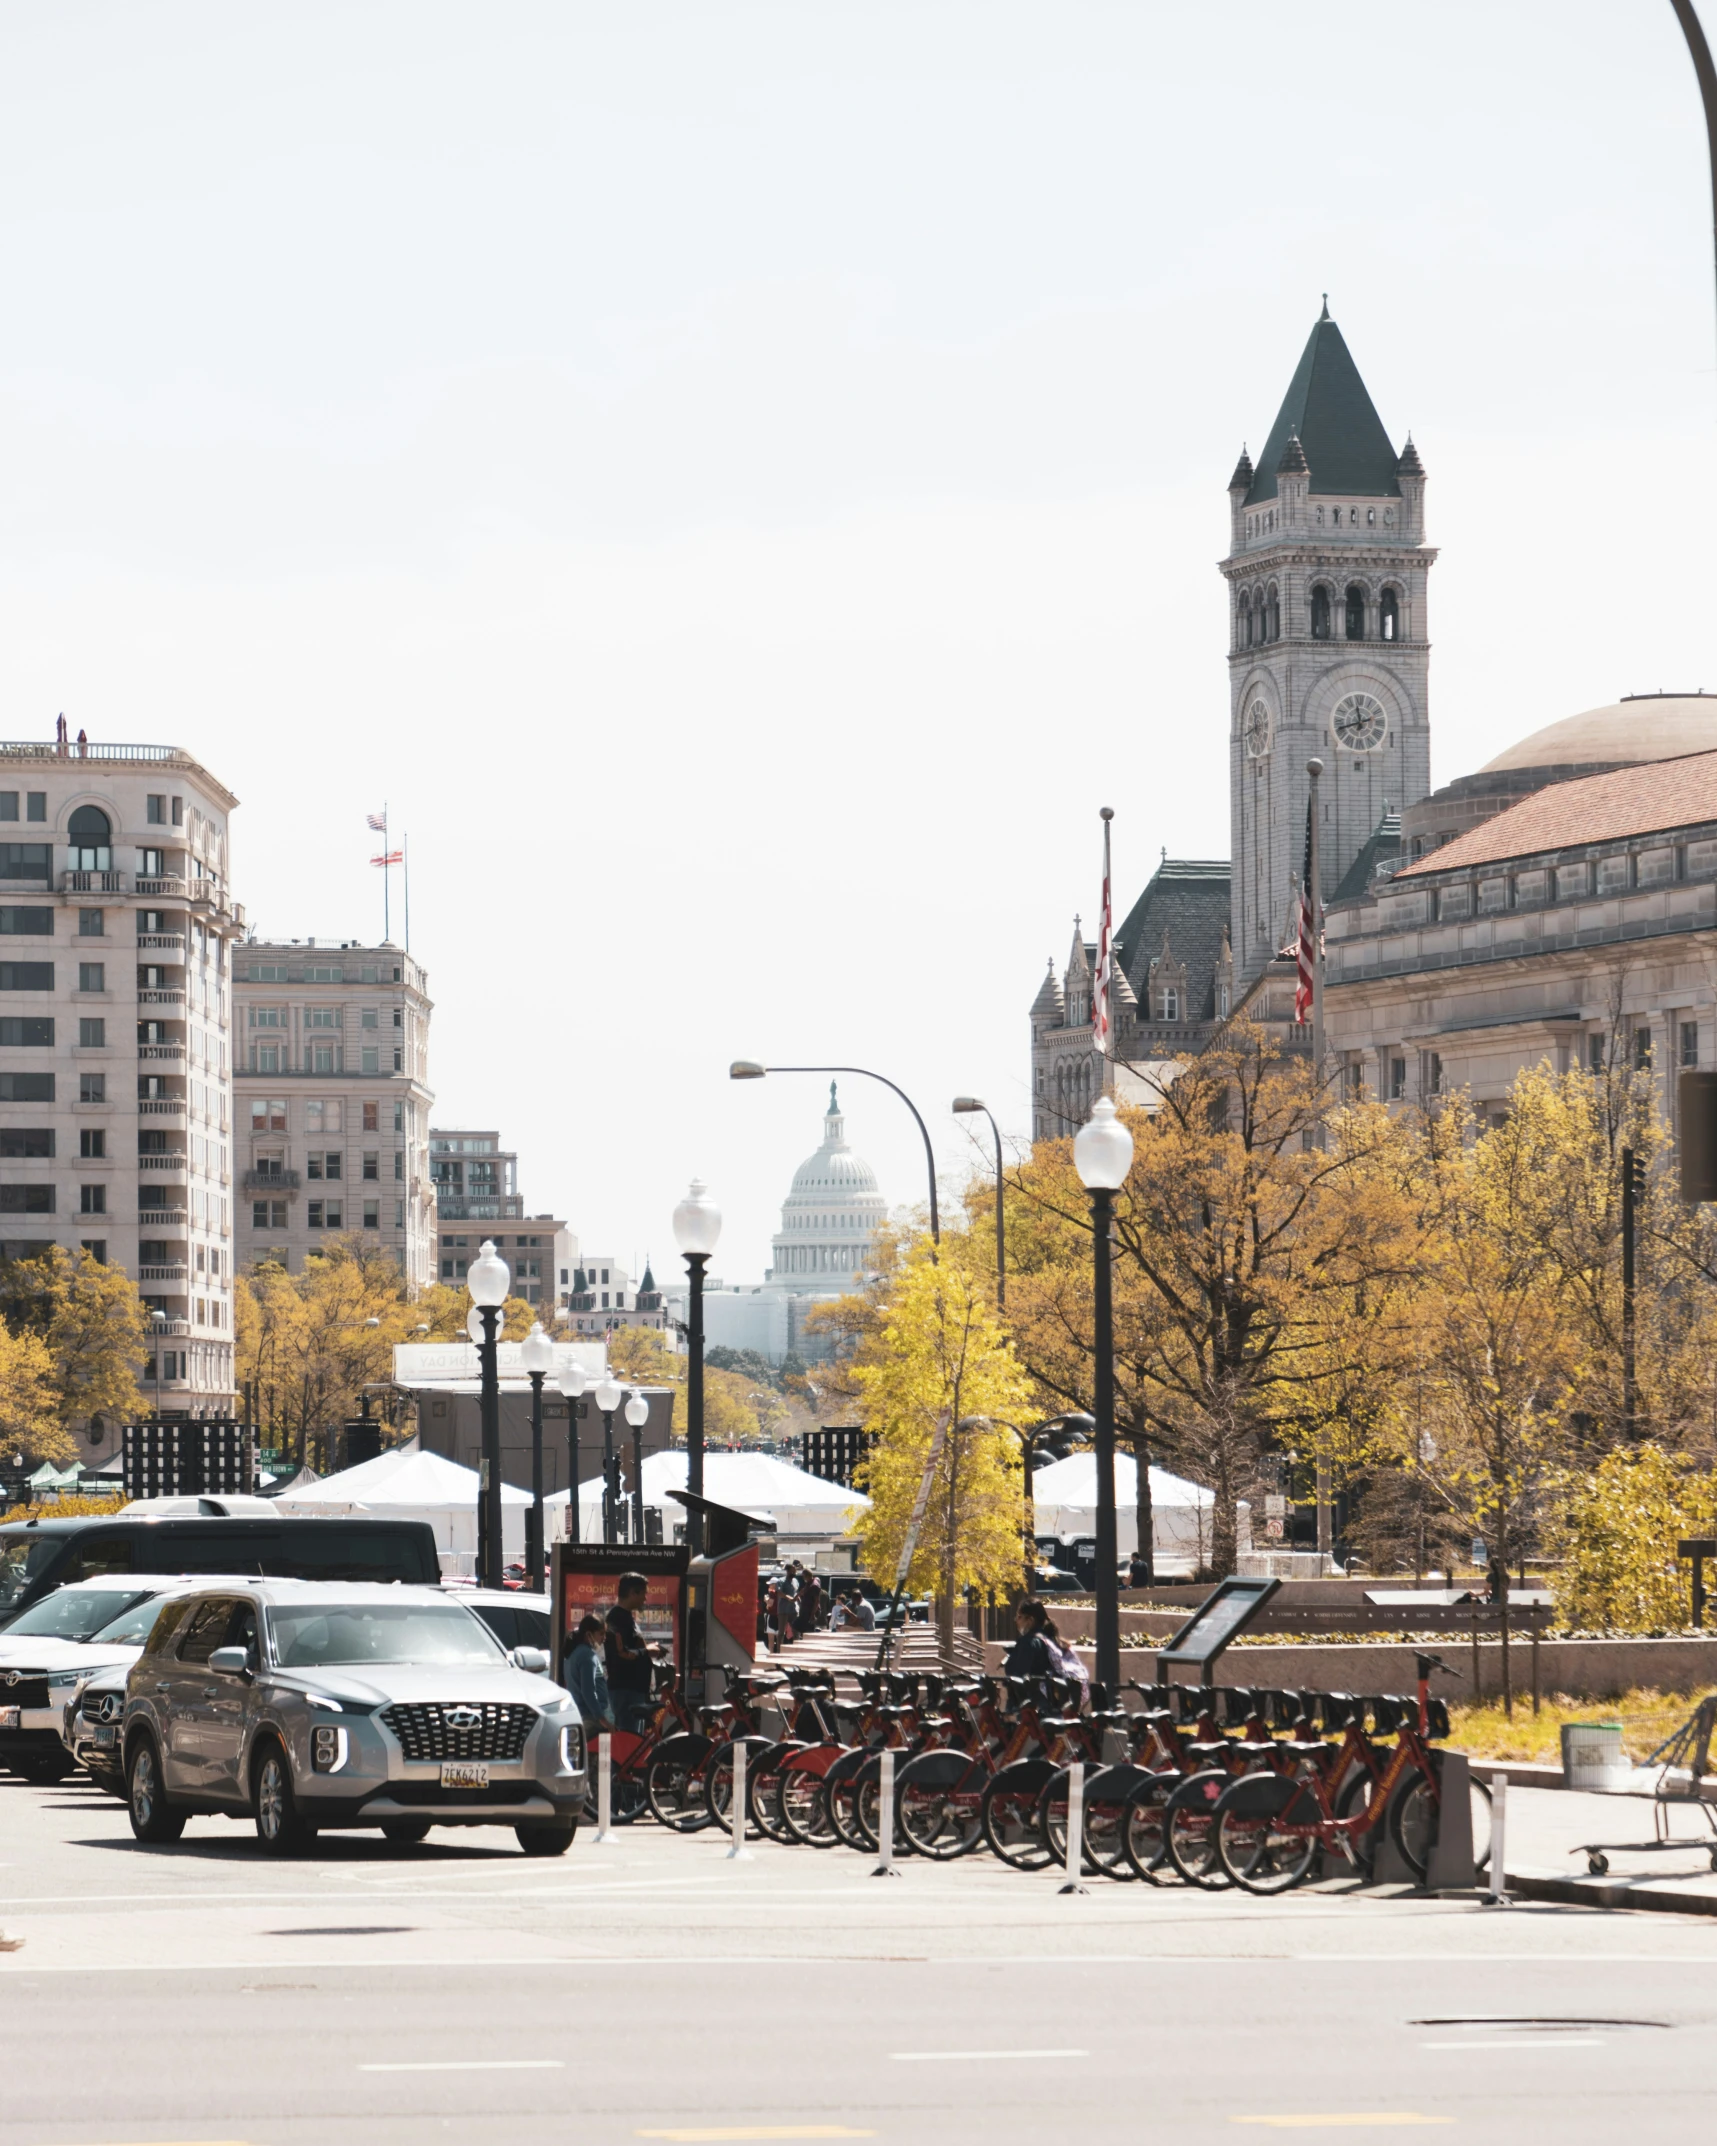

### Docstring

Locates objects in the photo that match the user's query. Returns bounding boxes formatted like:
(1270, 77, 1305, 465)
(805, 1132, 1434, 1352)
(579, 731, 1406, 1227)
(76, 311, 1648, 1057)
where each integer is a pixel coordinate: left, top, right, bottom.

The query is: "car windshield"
(266, 1602, 505, 1671)
(87, 1595, 175, 1647)
(2, 1586, 152, 1639)
(0, 1536, 63, 1612)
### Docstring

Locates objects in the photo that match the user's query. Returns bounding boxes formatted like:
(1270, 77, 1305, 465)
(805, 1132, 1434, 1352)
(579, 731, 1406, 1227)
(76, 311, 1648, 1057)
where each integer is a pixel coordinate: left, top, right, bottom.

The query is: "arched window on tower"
(1266, 583, 1280, 640)
(68, 805, 111, 872)
(1380, 587, 1400, 642)
(1310, 584, 1332, 640)
(1344, 584, 1366, 640)
(1238, 590, 1251, 649)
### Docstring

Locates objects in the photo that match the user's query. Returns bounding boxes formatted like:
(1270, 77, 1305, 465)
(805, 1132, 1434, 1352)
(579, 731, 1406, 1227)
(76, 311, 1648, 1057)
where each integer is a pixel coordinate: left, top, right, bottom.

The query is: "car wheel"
(381, 1820, 432, 1845)
(253, 1740, 315, 1856)
(515, 1821, 577, 1857)
(126, 1736, 186, 1844)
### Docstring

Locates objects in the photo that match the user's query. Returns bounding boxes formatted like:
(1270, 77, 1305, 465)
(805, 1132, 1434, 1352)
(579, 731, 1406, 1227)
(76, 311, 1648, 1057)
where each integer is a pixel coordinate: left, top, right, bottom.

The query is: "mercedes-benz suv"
(121, 1581, 587, 1855)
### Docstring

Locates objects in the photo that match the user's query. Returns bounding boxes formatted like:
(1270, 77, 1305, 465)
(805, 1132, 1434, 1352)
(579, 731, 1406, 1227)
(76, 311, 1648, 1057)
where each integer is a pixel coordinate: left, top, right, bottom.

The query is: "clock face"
(1332, 692, 1387, 752)
(1243, 699, 1272, 758)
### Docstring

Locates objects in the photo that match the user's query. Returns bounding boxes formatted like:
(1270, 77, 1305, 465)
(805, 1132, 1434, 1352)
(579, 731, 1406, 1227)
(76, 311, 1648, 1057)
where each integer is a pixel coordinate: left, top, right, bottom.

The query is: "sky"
(0, 2, 1712, 1281)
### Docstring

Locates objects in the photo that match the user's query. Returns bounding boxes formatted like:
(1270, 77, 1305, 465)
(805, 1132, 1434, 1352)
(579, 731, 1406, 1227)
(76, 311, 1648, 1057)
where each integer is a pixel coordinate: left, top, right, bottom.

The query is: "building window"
(1380, 588, 1400, 641)
(80, 1073, 105, 1103)
(0, 962, 53, 991)
(1635, 1027, 1654, 1070)
(1344, 584, 1366, 640)
(253, 1199, 288, 1230)
(0, 844, 52, 885)
(1388, 1058, 1406, 1100)
(81, 1240, 107, 1263)
(0, 794, 14, 821)
(78, 962, 104, 992)
(1425, 1051, 1443, 1095)
(395, 1200, 405, 1229)
(77, 1017, 105, 1047)
(0, 1129, 51, 1157)
(0, 1185, 54, 1213)
(363, 1200, 380, 1229)
(256, 1044, 279, 1073)
(78, 910, 102, 937)
(393, 1150, 404, 1180)
(1310, 584, 1331, 640)
(67, 805, 112, 871)
(147, 795, 166, 824)
(361, 1006, 379, 1029)
(362, 1152, 379, 1180)
(250, 1006, 283, 1027)
(361, 1046, 378, 1074)
(1587, 1032, 1605, 1075)
(311, 1044, 336, 1073)
(26, 793, 45, 823)
(1682, 1021, 1700, 1068)
(79, 1128, 104, 1158)
(1160, 988, 1179, 1020)
(251, 1098, 287, 1133)
(392, 1047, 402, 1072)
(79, 1185, 106, 1215)
(306, 1006, 340, 1029)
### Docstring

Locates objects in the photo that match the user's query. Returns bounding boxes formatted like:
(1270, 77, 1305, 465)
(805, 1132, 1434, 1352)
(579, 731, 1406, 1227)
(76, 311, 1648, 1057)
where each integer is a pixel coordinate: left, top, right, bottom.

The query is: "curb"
(1505, 1864, 1717, 1917)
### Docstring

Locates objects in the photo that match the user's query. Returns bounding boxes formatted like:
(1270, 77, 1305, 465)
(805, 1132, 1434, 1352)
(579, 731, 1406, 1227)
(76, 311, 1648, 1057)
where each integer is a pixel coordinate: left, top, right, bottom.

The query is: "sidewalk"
(1498, 1780, 1717, 1915)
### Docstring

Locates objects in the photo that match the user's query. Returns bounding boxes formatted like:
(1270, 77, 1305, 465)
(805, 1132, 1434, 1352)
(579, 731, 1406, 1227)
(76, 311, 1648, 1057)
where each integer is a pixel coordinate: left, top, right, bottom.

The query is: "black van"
(0, 1513, 441, 1630)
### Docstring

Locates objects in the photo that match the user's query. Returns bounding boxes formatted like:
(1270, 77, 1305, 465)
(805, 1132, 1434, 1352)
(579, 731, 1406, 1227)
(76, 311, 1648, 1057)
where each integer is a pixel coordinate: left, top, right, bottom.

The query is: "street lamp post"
(1074, 1093, 1134, 1691)
(149, 1310, 166, 1433)
(557, 1359, 589, 1545)
(520, 1321, 554, 1590)
(952, 1096, 1006, 1311)
(466, 1239, 511, 1589)
(730, 1061, 940, 1244)
(594, 1374, 623, 1544)
(672, 1177, 722, 1555)
(625, 1388, 649, 1544)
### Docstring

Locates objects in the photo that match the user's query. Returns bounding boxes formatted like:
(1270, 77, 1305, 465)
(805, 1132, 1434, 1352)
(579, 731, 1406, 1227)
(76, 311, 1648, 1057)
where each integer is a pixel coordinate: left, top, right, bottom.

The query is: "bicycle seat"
(1424, 1697, 1451, 1741)
(1183, 1739, 1232, 1765)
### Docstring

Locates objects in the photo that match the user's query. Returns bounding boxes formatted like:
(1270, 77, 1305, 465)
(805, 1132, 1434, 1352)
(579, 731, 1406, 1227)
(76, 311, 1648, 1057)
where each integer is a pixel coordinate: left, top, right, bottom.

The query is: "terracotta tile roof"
(1396, 750, 1717, 878)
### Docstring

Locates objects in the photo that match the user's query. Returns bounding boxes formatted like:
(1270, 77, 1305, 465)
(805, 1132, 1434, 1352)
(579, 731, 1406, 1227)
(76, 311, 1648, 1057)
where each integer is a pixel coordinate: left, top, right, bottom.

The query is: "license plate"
(441, 1762, 489, 1789)
(90, 1724, 116, 1748)
(0, 1708, 18, 1731)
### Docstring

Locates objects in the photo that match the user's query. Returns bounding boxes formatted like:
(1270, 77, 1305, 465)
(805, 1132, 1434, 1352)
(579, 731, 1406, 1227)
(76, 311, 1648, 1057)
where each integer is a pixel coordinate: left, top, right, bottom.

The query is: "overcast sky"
(0, 2, 1712, 1280)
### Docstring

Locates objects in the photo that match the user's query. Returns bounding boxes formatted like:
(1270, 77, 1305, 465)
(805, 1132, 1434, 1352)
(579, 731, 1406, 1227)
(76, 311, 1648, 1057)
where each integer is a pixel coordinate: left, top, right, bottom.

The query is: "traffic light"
(1681, 1071, 1717, 1202)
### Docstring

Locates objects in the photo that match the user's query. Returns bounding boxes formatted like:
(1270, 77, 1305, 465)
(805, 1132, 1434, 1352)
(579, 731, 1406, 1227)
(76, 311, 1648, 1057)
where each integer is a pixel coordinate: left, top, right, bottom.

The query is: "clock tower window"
(1380, 587, 1399, 642)
(1344, 584, 1366, 640)
(1310, 584, 1332, 640)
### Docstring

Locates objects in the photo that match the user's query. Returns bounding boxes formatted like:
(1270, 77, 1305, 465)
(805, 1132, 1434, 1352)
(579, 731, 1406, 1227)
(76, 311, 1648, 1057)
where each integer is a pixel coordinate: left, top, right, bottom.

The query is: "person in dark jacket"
(1003, 1597, 1058, 1682)
(564, 1613, 613, 1728)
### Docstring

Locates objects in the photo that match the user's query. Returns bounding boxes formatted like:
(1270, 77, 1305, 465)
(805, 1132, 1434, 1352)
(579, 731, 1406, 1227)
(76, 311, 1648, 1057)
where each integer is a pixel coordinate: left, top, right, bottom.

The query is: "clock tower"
(1225, 304, 1434, 988)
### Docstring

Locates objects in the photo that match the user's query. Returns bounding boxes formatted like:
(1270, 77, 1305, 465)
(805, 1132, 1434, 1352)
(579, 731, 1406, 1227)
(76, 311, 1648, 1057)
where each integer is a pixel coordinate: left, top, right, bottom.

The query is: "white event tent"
(545, 1448, 866, 1552)
(274, 1443, 531, 1561)
(1029, 1452, 1215, 1571)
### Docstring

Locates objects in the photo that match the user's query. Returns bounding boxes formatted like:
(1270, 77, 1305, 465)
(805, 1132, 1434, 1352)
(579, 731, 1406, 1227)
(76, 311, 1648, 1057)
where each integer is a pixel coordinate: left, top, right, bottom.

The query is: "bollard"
(1484, 1771, 1511, 1907)
(591, 1730, 617, 1847)
(1058, 1762, 1087, 1895)
(872, 1747, 901, 1878)
(726, 1740, 751, 1860)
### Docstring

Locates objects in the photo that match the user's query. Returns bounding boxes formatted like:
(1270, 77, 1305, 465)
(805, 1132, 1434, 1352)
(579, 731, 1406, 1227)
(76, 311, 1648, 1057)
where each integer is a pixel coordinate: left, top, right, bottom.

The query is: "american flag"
(1092, 812, 1113, 1058)
(1294, 796, 1316, 1024)
(366, 811, 388, 832)
(370, 850, 403, 867)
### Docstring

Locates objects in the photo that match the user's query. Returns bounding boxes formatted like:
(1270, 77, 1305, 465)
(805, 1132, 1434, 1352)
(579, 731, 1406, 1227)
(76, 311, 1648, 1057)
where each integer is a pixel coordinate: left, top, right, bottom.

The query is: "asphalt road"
(4, 1771, 1716, 2145)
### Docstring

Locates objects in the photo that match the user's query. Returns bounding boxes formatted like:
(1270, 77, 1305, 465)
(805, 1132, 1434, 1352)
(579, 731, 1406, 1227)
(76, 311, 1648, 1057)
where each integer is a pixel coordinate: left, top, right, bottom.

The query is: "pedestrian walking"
(605, 1572, 657, 1735)
(564, 1613, 613, 1728)
(1002, 1598, 1058, 1684)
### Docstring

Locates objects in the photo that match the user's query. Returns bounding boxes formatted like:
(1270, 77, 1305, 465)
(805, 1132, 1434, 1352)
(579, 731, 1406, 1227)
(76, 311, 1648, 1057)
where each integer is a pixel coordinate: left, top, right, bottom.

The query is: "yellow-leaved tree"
(0, 1245, 148, 1452)
(852, 1236, 1034, 1655)
(1556, 1443, 1717, 1634)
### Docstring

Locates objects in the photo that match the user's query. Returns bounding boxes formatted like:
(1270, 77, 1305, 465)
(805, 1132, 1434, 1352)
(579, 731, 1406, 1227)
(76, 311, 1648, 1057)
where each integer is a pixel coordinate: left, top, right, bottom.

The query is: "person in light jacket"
(564, 1613, 613, 1728)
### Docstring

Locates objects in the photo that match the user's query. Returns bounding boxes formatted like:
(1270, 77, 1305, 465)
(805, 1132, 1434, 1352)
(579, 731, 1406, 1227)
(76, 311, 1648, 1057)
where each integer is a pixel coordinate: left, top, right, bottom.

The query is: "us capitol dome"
(765, 1083, 887, 1291)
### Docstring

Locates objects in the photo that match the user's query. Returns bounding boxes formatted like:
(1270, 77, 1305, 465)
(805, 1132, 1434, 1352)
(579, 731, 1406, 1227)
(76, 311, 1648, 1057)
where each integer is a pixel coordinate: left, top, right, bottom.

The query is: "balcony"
(243, 1168, 301, 1193)
(138, 1098, 187, 1118)
(138, 1043, 185, 1061)
(137, 1263, 187, 1282)
(150, 1317, 192, 1338)
(138, 1209, 187, 1226)
(61, 869, 126, 895)
(139, 1154, 187, 1174)
(138, 989, 184, 1006)
(135, 877, 188, 899)
(138, 934, 184, 952)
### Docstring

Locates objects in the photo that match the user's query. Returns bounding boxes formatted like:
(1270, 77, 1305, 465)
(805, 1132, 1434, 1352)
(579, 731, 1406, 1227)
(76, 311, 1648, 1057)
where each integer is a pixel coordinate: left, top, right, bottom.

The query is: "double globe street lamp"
(464, 1238, 512, 1589)
(520, 1320, 555, 1591)
(1073, 1093, 1135, 1689)
(593, 1373, 623, 1543)
(624, 1386, 649, 1544)
(557, 1357, 589, 1546)
(671, 1176, 722, 1554)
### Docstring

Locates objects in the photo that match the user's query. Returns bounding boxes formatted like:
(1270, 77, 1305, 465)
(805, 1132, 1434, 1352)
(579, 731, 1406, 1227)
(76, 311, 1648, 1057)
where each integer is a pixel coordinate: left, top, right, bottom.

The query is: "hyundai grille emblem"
(444, 1706, 482, 1732)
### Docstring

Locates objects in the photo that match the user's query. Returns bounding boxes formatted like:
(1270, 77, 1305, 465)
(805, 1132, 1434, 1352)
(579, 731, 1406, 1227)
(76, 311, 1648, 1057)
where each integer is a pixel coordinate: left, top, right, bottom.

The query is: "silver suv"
(122, 1581, 587, 1856)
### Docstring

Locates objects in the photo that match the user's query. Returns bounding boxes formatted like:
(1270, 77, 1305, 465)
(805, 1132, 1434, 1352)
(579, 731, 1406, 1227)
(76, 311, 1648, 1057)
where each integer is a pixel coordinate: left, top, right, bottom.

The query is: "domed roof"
(787, 1084, 881, 1202)
(1481, 694, 1717, 774)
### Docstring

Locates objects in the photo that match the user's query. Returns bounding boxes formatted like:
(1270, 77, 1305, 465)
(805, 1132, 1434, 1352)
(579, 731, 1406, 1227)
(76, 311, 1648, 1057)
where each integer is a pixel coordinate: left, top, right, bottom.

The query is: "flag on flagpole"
(366, 811, 387, 832)
(370, 850, 403, 867)
(1093, 808, 1113, 1067)
(1294, 797, 1316, 1024)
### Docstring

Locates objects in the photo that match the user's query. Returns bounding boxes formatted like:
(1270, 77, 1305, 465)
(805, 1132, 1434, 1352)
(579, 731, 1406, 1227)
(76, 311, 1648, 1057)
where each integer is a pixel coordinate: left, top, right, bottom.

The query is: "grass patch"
(1448, 1687, 1702, 1765)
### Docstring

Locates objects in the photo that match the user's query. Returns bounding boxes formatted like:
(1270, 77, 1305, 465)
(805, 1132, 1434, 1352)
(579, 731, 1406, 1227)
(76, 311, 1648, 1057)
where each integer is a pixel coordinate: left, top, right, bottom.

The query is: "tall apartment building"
(430, 1126, 572, 1310)
(234, 939, 435, 1289)
(0, 736, 243, 1422)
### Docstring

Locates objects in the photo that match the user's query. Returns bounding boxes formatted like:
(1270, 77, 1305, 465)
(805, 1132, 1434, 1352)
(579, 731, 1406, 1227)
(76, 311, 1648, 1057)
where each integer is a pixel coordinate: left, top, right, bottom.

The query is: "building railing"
(135, 877, 188, 899)
(138, 989, 184, 1006)
(0, 741, 188, 763)
(243, 1169, 301, 1192)
(138, 933, 184, 951)
(61, 870, 127, 894)
(138, 1208, 188, 1226)
(138, 1043, 185, 1060)
(138, 1155, 186, 1173)
(151, 1318, 192, 1337)
(137, 1263, 187, 1282)
(138, 1098, 187, 1116)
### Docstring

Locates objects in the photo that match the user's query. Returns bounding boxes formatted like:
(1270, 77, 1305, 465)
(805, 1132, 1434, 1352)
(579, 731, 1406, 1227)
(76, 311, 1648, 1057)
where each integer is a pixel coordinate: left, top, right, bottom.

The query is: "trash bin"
(1561, 1721, 1629, 1790)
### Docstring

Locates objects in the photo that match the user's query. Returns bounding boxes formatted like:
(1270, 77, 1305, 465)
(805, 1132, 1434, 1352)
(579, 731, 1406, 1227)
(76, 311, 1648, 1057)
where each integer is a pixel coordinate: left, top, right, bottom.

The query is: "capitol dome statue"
(766, 1084, 887, 1292)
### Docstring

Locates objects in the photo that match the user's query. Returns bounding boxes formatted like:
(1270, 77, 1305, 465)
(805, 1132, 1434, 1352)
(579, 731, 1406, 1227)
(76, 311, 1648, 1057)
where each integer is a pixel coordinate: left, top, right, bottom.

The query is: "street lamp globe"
(466, 1238, 510, 1308)
(1074, 1093, 1134, 1192)
(728, 1060, 766, 1080)
(672, 1177, 723, 1258)
(593, 1375, 623, 1414)
(624, 1389, 649, 1429)
(557, 1359, 589, 1400)
(520, 1321, 554, 1377)
(465, 1306, 486, 1345)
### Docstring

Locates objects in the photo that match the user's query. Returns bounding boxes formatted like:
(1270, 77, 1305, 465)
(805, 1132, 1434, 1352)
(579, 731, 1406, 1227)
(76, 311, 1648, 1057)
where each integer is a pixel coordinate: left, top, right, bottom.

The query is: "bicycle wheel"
(1391, 1765, 1493, 1881)
(645, 1751, 713, 1832)
(1079, 1765, 1149, 1882)
(1035, 1770, 1105, 1877)
(1120, 1775, 1172, 1883)
(1216, 1804, 1318, 1896)
(749, 1760, 795, 1844)
(825, 1758, 872, 1852)
(779, 1764, 840, 1848)
(854, 1764, 910, 1857)
(703, 1744, 739, 1825)
(613, 1773, 650, 1825)
(980, 1773, 1053, 1871)
(1165, 1771, 1233, 1890)
(895, 1756, 986, 1860)
(1332, 1764, 1382, 1876)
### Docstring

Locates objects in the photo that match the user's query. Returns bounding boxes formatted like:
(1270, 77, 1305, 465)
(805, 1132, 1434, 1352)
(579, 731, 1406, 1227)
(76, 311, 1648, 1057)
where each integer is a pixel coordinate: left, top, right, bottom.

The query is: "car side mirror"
(208, 1646, 250, 1676)
(512, 1646, 549, 1675)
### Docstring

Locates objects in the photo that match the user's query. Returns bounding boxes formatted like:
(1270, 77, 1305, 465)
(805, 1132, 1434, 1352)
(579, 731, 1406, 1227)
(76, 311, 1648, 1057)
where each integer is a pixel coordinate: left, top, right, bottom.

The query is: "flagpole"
(1097, 804, 1115, 1096)
(403, 833, 410, 954)
(382, 804, 390, 944)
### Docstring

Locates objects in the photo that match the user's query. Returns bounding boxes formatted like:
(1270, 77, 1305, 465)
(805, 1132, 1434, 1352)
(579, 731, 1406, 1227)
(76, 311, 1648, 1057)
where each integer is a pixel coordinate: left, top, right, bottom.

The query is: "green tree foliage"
(0, 1245, 147, 1450)
(1556, 1444, 1717, 1634)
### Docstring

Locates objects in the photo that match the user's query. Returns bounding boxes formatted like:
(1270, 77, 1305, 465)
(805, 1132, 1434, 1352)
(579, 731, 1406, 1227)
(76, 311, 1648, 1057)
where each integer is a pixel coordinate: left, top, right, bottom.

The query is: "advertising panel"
(549, 1541, 689, 1675)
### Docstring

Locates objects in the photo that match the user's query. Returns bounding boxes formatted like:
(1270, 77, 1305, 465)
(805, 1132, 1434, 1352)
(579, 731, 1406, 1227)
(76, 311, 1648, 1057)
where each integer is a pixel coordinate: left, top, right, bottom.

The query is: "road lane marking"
(1232, 2122, 1451, 2131)
(358, 2058, 566, 2072)
(636, 2132, 875, 2142)
(889, 2049, 1087, 2061)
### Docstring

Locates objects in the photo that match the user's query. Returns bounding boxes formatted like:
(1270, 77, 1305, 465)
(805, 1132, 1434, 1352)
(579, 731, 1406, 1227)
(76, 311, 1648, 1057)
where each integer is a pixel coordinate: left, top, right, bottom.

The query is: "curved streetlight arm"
(1671, 0, 1717, 339)
(751, 1063, 940, 1243)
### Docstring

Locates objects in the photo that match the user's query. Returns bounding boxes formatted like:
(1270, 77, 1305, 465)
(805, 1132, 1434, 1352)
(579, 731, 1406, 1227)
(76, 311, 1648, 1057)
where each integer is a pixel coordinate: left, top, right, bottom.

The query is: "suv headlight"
(312, 1725, 350, 1773)
(559, 1724, 585, 1774)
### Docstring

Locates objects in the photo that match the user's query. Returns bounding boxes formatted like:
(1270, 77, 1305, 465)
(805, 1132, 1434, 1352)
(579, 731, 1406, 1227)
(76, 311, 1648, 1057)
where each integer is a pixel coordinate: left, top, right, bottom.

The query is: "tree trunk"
(1132, 1434, 1153, 1585)
(938, 1430, 958, 1662)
